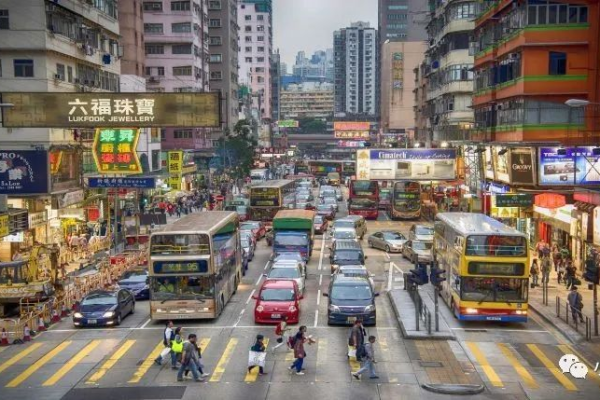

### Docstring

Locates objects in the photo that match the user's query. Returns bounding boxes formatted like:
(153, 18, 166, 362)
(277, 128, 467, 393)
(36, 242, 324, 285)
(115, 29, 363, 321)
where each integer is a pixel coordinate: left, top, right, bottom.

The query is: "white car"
(321, 196, 338, 211)
(333, 265, 375, 287)
(331, 227, 358, 243)
(264, 261, 306, 294)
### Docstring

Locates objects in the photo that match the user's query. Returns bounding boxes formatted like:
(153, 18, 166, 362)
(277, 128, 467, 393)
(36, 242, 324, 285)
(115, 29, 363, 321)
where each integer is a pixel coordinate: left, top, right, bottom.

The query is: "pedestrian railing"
(555, 296, 594, 341)
(404, 273, 432, 334)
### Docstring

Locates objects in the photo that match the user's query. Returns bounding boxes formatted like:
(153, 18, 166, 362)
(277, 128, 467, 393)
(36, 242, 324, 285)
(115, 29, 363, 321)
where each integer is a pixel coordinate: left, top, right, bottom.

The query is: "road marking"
(451, 328, 549, 333)
(315, 338, 327, 382)
(319, 274, 323, 286)
(140, 319, 151, 329)
(198, 338, 211, 354)
(128, 341, 165, 383)
(387, 262, 404, 291)
(466, 342, 503, 387)
(0, 342, 43, 374)
(385, 252, 390, 260)
(317, 290, 321, 306)
(557, 344, 600, 385)
(497, 343, 538, 389)
(210, 338, 238, 382)
(245, 338, 269, 382)
(86, 340, 136, 384)
(255, 274, 263, 287)
(263, 261, 270, 271)
(44, 340, 101, 386)
(318, 235, 326, 271)
(313, 310, 319, 327)
(246, 289, 256, 305)
(6, 341, 71, 387)
(527, 344, 577, 391)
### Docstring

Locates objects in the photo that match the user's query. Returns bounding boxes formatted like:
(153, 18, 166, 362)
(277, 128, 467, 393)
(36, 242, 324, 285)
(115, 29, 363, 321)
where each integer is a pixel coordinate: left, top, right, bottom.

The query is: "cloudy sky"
(273, 0, 378, 70)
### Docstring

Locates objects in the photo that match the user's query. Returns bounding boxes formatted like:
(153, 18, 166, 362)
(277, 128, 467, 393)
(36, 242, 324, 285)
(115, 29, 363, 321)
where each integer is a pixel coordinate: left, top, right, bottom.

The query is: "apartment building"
(280, 82, 334, 120)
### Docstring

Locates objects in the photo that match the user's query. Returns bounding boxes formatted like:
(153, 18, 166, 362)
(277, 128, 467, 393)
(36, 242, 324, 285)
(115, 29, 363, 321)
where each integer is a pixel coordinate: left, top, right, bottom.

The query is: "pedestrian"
(272, 316, 291, 352)
(552, 244, 561, 272)
(248, 334, 268, 376)
(170, 327, 184, 369)
(288, 326, 315, 375)
(155, 321, 174, 366)
(565, 259, 576, 289)
(352, 335, 379, 380)
(557, 260, 565, 284)
(541, 255, 552, 285)
(348, 319, 366, 356)
(176, 205, 182, 218)
(184, 336, 210, 378)
(177, 334, 203, 382)
(530, 259, 540, 288)
(567, 286, 585, 323)
(536, 239, 546, 258)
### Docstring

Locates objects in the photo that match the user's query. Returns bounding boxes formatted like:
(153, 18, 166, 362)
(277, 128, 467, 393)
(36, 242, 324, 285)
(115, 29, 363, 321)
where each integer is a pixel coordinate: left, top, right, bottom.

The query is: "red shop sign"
(535, 193, 566, 209)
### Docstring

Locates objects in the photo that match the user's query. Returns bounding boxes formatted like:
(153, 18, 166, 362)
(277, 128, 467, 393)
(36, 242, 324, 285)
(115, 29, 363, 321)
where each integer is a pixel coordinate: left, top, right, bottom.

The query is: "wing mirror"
(252, 294, 258, 300)
(322, 292, 329, 297)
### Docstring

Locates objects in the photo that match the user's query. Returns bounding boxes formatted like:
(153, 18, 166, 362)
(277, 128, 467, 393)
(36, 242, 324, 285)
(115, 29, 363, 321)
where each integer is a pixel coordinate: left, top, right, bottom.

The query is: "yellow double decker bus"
(434, 213, 530, 322)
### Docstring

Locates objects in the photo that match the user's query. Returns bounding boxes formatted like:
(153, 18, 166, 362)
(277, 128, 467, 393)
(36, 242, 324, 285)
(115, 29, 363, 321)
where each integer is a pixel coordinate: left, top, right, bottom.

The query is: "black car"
(73, 289, 135, 327)
(118, 269, 149, 300)
(323, 276, 377, 326)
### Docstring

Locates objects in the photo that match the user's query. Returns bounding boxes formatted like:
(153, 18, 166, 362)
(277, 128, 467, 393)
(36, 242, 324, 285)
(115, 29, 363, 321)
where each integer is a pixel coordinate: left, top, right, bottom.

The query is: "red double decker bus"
(348, 180, 379, 220)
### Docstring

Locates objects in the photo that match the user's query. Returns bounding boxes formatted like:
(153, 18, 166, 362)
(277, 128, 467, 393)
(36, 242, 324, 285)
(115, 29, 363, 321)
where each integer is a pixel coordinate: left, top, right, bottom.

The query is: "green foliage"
(297, 117, 327, 134)
(217, 119, 257, 178)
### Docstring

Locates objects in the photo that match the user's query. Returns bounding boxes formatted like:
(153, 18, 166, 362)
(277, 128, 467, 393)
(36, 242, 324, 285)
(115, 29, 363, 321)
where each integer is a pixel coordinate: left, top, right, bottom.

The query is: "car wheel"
(368, 240, 373, 248)
(116, 314, 122, 326)
(385, 245, 391, 253)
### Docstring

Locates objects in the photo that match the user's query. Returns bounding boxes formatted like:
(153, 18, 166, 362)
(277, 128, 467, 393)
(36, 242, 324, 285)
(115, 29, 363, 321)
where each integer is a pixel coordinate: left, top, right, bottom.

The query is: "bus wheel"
(220, 295, 225, 313)
(450, 299, 458, 319)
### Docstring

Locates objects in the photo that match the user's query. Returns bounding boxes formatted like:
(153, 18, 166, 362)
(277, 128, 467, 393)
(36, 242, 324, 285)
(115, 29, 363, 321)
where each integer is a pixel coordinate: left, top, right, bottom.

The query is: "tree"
(216, 119, 257, 179)
(298, 117, 327, 134)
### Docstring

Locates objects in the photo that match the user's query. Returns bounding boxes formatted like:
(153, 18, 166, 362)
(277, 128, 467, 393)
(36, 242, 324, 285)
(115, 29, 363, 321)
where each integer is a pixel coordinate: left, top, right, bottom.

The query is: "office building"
(378, 0, 427, 43)
(280, 82, 334, 120)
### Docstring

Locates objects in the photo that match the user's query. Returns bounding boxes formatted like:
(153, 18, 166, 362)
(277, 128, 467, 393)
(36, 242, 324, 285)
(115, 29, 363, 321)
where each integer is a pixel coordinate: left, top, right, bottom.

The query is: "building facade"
(271, 50, 281, 122)
(378, 0, 428, 43)
(334, 22, 378, 117)
(118, 0, 145, 76)
(292, 49, 334, 83)
(280, 82, 334, 120)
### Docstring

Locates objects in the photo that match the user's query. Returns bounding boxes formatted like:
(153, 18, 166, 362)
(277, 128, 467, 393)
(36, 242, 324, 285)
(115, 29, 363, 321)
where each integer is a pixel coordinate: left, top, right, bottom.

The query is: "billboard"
(509, 148, 535, 185)
(334, 131, 370, 139)
(277, 120, 299, 128)
(356, 149, 457, 180)
(492, 146, 510, 183)
(0, 150, 49, 194)
(539, 146, 600, 185)
(92, 128, 142, 175)
(392, 52, 404, 90)
(334, 121, 370, 131)
(1, 92, 220, 128)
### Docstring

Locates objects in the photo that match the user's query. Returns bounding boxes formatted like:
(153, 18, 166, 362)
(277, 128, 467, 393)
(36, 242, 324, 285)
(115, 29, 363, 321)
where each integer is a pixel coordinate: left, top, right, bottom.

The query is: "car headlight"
(328, 305, 340, 312)
(364, 305, 375, 312)
(73, 312, 83, 319)
(289, 305, 297, 312)
(103, 311, 115, 318)
(256, 305, 264, 312)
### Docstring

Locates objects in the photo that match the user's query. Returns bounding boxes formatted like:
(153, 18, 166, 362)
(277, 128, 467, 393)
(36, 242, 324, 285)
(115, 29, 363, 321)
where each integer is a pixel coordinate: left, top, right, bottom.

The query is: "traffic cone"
(37, 316, 46, 332)
(23, 326, 31, 342)
(51, 309, 61, 324)
(0, 328, 9, 346)
(61, 304, 69, 318)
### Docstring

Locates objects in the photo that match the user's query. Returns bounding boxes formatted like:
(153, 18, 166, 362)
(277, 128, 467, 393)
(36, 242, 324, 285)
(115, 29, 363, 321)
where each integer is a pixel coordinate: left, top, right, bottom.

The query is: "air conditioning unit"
(148, 76, 160, 83)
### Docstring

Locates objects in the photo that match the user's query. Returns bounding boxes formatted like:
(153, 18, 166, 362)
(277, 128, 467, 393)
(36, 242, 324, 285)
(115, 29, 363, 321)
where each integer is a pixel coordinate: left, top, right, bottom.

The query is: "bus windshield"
(349, 199, 376, 210)
(461, 277, 528, 302)
(150, 276, 215, 300)
(394, 193, 420, 211)
(466, 235, 527, 256)
(150, 234, 210, 255)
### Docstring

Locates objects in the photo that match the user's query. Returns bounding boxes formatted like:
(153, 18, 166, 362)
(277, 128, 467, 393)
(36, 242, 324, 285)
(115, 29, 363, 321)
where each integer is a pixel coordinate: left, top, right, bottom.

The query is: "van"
(327, 172, 341, 186)
(323, 276, 377, 326)
(332, 215, 367, 239)
(329, 239, 367, 273)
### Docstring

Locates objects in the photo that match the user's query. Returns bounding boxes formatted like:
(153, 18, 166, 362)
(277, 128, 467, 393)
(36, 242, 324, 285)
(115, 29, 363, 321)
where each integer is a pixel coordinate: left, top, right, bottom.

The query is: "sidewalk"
(528, 268, 599, 343)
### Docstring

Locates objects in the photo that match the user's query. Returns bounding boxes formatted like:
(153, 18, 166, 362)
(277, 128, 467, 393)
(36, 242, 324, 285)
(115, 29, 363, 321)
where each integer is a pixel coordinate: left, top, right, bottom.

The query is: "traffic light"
(430, 266, 446, 286)
(407, 265, 429, 286)
(583, 258, 599, 284)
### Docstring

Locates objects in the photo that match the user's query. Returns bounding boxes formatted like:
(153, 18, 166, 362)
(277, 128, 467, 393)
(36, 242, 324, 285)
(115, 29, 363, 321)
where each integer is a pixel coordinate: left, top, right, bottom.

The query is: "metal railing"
(405, 273, 432, 334)
(556, 296, 593, 341)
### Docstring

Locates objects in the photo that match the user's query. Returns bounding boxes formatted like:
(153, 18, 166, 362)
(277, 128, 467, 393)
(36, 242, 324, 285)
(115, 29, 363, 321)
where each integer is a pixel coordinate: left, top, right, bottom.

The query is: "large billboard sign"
(334, 121, 370, 131)
(539, 146, 600, 185)
(1, 92, 220, 128)
(0, 150, 49, 194)
(356, 149, 457, 180)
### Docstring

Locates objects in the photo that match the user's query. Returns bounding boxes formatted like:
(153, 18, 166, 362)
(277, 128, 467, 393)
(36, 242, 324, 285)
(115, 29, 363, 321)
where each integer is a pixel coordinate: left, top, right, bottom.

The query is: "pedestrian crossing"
(0, 334, 597, 392)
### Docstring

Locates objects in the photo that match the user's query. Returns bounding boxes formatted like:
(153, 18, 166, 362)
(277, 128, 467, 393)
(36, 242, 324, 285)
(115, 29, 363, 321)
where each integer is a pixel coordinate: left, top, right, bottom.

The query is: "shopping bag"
(347, 346, 356, 358)
(160, 347, 171, 359)
(248, 350, 267, 368)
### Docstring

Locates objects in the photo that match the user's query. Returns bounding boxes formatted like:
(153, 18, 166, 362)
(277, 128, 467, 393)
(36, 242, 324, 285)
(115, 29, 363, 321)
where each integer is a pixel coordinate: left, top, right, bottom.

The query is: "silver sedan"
(367, 231, 407, 253)
(402, 240, 433, 264)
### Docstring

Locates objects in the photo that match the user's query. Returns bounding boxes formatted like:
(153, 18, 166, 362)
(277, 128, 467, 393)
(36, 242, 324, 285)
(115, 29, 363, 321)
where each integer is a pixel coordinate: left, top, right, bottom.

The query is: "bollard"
(23, 325, 31, 342)
(0, 328, 9, 346)
(51, 308, 61, 324)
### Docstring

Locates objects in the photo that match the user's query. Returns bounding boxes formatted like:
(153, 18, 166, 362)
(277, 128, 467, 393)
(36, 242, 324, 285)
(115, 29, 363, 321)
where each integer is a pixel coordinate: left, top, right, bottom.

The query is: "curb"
(528, 300, 582, 343)
(422, 383, 485, 395)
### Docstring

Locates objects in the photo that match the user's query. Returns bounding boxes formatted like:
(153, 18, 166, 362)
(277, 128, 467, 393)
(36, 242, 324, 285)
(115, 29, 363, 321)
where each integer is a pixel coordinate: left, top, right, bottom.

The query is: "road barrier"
(405, 274, 432, 334)
(556, 296, 594, 341)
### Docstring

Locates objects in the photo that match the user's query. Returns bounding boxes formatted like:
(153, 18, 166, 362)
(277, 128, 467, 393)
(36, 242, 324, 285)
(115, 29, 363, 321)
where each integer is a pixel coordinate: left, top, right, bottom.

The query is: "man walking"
(155, 321, 174, 365)
(177, 334, 203, 382)
(567, 286, 585, 323)
(348, 319, 366, 354)
(352, 335, 379, 380)
(541, 255, 552, 284)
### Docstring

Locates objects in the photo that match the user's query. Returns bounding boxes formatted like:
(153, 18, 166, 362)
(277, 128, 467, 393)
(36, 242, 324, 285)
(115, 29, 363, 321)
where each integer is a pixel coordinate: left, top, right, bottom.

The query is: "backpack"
(288, 333, 299, 349)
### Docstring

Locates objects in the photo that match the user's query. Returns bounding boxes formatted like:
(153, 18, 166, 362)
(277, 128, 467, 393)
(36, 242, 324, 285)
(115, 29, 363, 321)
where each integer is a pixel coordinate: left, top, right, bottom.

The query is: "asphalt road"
(0, 194, 598, 400)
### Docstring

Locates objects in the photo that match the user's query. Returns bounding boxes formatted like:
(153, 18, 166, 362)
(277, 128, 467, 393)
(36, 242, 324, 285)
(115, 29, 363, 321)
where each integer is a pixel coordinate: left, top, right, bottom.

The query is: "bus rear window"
(465, 235, 527, 256)
(150, 234, 210, 255)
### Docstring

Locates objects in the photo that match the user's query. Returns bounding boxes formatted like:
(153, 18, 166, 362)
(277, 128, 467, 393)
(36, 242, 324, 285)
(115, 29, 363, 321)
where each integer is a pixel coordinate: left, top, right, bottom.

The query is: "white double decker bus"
(148, 211, 242, 320)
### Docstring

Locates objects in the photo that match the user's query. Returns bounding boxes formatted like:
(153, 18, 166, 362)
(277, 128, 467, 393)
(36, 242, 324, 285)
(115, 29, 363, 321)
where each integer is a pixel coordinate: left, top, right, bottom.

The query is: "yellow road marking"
(378, 337, 396, 382)
(557, 344, 600, 386)
(245, 338, 269, 382)
(348, 345, 361, 372)
(0, 343, 43, 374)
(6, 341, 71, 387)
(86, 340, 136, 384)
(44, 340, 101, 386)
(198, 338, 211, 354)
(466, 342, 503, 387)
(497, 343, 538, 389)
(315, 338, 327, 382)
(128, 341, 165, 384)
(527, 344, 577, 391)
(209, 338, 238, 382)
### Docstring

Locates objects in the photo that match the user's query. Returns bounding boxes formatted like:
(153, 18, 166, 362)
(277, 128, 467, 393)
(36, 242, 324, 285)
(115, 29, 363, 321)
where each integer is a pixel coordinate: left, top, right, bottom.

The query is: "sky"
(273, 0, 378, 70)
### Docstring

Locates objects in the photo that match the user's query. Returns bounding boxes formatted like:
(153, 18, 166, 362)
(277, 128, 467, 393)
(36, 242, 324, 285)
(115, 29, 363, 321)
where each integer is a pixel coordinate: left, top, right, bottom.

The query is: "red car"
(241, 221, 267, 241)
(314, 215, 329, 234)
(253, 279, 302, 324)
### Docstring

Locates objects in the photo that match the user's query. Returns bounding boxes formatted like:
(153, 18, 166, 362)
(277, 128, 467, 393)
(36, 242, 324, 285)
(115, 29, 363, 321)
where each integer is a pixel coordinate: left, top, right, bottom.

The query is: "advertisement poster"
(538, 147, 600, 185)
(92, 128, 142, 174)
(492, 146, 510, 183)
(392, 52, 404, 90)
(484, 146, 495, 180)
(333, 122, 370, 131)
(356, 149, 456, 181)
(334, 131, 370, 139)
(0, 150, 49, 194)
(509, 148, 535, 185)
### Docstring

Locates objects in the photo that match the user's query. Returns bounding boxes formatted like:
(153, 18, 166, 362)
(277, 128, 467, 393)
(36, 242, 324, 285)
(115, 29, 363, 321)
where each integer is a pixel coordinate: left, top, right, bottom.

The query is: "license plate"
(347, 317, 357, 324)
(87, 319, 97, 324)
(486, 316, 502, 321)
(271, 314, 281, 319)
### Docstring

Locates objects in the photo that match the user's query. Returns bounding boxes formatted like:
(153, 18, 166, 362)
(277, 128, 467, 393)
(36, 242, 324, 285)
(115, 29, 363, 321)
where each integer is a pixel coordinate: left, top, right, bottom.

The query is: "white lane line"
(140, 318, 151, 329)
(255, 274, 263, 287)
(46, 324, 358, 332)
(317, 235, 326, 271)
(240, 309, 246, 315)
(313, 310, 319, 327)
(317, 290, 321, 306)
(246, 289, 256, 305)
(263, 261, 270, 271)
(385, 252, 390, 260)
(319, 274, 323, 286)
(451, 328, 550, 333)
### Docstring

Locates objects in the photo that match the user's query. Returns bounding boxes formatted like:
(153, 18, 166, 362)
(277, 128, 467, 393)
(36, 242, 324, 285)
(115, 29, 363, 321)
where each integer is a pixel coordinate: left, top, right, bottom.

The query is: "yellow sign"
(169, 176, 182, 190)
(92, 128, 143, 174)
(168, 151, 183, 174)
(182, 165, 198, 175)
(0, 215, 9, 238)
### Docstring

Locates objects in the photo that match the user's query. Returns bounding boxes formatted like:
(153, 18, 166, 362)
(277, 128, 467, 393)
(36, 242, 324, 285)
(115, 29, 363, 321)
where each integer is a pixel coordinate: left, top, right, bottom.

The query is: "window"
(245, 25, 252, 32)
(172, 22, 192, 33)
(56, 63, 65, 80)
(245, 46, 252, 52)
(209, 36, 222, 45)
(257, 46, 265, 52)
(210, 71, 223, 80)
(144, 23, 164, 34)
(0, 9, 8, 29)
(245, 15, 251, 21)
(528, 2, 588, 25)
(245, 36, 252, 42)
(257, 25, 264, 31)
(257, 76, 264, 83)
(174, 129, 193, 139)
(145, 44, 164, 54)
(256, 57, 265, 62)
(257, 36, 264, 42)
(172, 44, 192, 54)
(255, 67, 264, 73)
(387, 13, 408, 20)
(257, 14, 264, 21)
(67, 66, 73, 83)
(245, 57, 252, 62)
(209, 19, 222, 28)
(549, 51, 566, 75)
(173, 66, 192, 76)
(208, 0, 221, 10)
(14, 59, 34, 77)
(388, 4, 408, 10)
(171, 1, 191, 11)
(146, 66, 165, 76)
(143, 2, 163, 11)
(209, 54, 222, 63)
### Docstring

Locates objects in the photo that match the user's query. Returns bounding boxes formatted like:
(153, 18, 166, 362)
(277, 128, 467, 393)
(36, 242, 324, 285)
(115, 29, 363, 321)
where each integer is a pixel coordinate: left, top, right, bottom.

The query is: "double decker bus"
(148, 211, 242, 320)
(348, 180, 379, 219)
(391, 181, 422, 220)
(249, 180, 296, 223)
(434, 213, 530, 322)
(308, 160, 355, 179)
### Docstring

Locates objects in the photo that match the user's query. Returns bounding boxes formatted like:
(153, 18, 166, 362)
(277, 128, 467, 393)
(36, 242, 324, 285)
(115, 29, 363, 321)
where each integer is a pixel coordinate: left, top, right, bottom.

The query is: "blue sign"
(88, 177, 156, 189)
(0, 150, 49, 194)
(538, 147, 600, 185)
(369, 149, 456, 160)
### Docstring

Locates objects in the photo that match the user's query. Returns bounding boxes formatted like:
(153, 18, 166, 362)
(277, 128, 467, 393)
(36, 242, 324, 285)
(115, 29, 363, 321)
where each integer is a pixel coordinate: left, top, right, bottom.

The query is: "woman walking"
(248, 334, 268, 376)
(530, 259, 539, 288)
(289, 326, 315, 375)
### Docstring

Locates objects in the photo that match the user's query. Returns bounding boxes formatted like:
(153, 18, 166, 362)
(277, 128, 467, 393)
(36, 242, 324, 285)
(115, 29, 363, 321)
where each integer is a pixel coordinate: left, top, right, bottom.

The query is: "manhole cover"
(420, 361, 444, 368)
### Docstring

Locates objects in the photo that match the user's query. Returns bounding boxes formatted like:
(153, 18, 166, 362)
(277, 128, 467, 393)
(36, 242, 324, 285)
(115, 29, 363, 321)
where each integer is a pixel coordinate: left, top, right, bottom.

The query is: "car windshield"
(268, 268, 300, 279)
(413, 241, 432, 251)
(416, 226, 433, 236)
(334, 250, 362, 261)
(334, 220, 354, 229)
(318, 205, 332, 211)
(314, 216, 324, 224)
(242, 222, 260, 230)
(323, 198, 336, 204)
(339, 269, 367, 277)
(260, 288, 296, 301)
(383, 232, 405, 240)
(461, 277, 528, 302)
(119, 272, 147, 283)
(241, 239, 250, 247)
(331, 284, 372, 300)
(82, 293, 117, 306)
(275, 253, 303, 262)
(275, 234, 309, 246)
(334, 230, 356, 239)
(322, 191, 335, 197)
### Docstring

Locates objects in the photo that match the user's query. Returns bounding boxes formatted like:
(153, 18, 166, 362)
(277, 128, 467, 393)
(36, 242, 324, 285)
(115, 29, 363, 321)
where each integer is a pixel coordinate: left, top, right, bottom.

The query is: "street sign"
(495, 194, 534, 207)
(92, 128, 142, 174)
(88, 177, 156, 189)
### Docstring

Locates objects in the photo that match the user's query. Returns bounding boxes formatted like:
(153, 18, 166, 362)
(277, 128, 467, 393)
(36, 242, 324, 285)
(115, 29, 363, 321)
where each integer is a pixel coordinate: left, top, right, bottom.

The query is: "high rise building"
(280, 82, 334, 120)
(291, 49, 334, 83)
(208, 0, 239, 131)
(271, 50, 281, 122)
(334, 22, 378, 117)
(378, 0, 427, 44)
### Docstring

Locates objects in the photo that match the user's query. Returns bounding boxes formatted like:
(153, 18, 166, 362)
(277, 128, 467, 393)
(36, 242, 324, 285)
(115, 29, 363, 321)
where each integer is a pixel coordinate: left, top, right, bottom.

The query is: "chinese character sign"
(168, 151, 183, 174)
(49, 150, 63, 175)
(92, 128, 142, 174)
(333, 122, 370, 131)
(334, 131, 370, 139)
(0, 215, 9, 238)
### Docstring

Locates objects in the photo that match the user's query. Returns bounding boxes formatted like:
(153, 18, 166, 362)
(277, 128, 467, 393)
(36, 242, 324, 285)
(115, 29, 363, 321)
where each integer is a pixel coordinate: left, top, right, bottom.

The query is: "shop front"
(491, 193, 534, 244)
(533, 193, 573, 256)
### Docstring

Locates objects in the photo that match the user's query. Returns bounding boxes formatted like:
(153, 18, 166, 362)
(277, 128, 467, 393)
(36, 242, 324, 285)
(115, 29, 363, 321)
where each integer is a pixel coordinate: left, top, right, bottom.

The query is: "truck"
(272, 210, 315, 261)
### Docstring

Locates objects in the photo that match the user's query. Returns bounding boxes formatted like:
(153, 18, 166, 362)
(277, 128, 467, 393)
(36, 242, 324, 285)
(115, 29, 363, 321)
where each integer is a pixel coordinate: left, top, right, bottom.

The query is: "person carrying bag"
(248, 334, 267, 376)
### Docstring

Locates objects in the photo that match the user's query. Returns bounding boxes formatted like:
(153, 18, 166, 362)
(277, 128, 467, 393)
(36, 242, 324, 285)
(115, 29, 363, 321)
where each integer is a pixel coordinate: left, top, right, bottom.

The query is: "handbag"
(248, 350, 266, 368)
(347, 346, 356, 358)
(276, 337, 283, 343)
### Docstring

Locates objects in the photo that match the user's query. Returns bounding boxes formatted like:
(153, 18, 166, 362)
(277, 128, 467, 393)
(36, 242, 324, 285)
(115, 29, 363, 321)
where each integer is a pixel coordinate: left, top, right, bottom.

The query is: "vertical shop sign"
(49, 150, 63, 175)
(0, 215, 9, 237)
(92, 128, 142, 174)
(168, 151, 183, 190)
(392, 52, 404, 90)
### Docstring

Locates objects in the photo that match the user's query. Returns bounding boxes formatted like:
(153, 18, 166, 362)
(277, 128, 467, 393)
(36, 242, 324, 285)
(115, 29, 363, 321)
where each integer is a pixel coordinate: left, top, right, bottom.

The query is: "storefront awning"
(574, 201, 596, 214)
